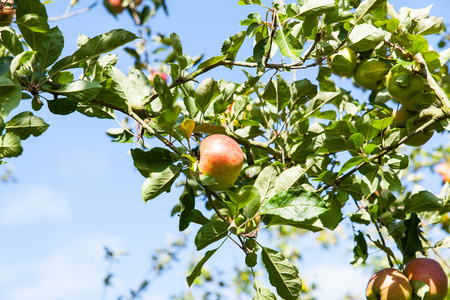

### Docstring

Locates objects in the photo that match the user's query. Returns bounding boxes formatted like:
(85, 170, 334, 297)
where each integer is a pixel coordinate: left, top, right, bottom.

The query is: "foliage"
(3, 0, 450, 299)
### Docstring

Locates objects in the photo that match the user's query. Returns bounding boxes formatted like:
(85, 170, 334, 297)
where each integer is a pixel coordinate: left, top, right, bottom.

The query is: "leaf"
(221, 31, 246, 63)
(154, 74, 174, 109)
(53, 80, 102, 102)
(261, 247, 302, 300)
(178, 119, 195, 139)
(400, 213, 422, 265)
(170, 32, 183, 57)
(193, 123, 226, 135)
(50, 29, 139, 76)
(347, 24, 387, 52)
(261, 189, 328, 223)
(319, 196, 343, 230)
(0, 133, 23, 158)
(157, 105, 182, 137)
(351, 231, 368, 264)
(10, 51, 36, 75)
(179, 184, 195, 231)
(261, 75, 291, 112)
(339, 156, 368, 176)
(255, 165, 280, 206)
(299, 0, 335, 17)
(197, 55, 226, 70)
(227, 185, 260, 209)
(47, 98, 78, 115)
(5, 111, 49, 140)
(238, 0, 262, 5)
(35, 26, 64, 72)
(0, 78, 21, 119)
(141, 163, 182, 202)
(405, 191, 443, 213)
(76, 102, 115, 119)
(273, 165, 306, 195)
(15, 14, 50, 33)
(0, 27, 24, 56)
(130, 147, 179, 178)
(253, 281, 277, 300)
(15, 0, 49, 51)
(354, 0, 385, 22)
(415, 16, 444, 36)
(186, 248, 218, 287)
(194, 221, 228, 251)
(195, 78, 219, 113)
(274, 28, 302, 61)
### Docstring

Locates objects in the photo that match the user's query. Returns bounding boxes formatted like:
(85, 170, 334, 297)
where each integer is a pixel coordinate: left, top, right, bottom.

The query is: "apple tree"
(2, 0, 450, 299)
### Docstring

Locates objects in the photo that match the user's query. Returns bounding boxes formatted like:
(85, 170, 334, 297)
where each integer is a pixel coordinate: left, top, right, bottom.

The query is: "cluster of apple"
(104, 0, 142, 14)
(0, 0, 14, 26)
(328, 48, 437, 146)
(366, 258, 448, 300)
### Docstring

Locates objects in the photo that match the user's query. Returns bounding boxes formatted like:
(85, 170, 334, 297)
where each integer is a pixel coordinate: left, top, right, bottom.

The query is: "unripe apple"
(393, 106, 433, 147)
(328, 48, 357, 77)
(365, 268, 413, 300)
(199, 134, 244, 191)
(404, 258, 448, 300)
(354, 59, 390, 90)
(0, 0, 14, 26)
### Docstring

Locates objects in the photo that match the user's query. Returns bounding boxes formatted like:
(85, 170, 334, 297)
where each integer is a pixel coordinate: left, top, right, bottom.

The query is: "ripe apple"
(436, 163, 450, 182)
(105, 0, 124, 14)
(328, 48, 357, 77)
(404, 258, 448, 300)
(354, 59, 390, 90)
(386, 64, 436, 111)
(365, 268, 413, 300)
(393, 106, 433, 147)
(199, 134, 244, 191)
(0, 0, 14, 26)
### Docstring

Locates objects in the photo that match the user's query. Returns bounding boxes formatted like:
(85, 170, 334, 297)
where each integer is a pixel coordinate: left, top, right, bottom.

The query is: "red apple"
(0, 0, 14, 26)
(199, 134, 244, 191)
(365, 268, 413, 300)
(105, 0, 124, 14)
(436, 163, 450, 183)
(404, 258, 448, 300)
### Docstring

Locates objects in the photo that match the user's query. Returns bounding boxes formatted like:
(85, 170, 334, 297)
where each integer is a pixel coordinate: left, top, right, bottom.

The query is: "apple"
(354, 59, 390, 90)
(393, 106, 434, 147)
(328, 48, 357, 77)
(386, 64, 436, 111)
(105, 0, 124, 14)
(151, 70, 167, 83)
(0, 0, 14, 26)
(404, 258, 448, 300)
(199, 134, 244, 191)
(365, 268, 413, 300)
(436, 163, 450, 182)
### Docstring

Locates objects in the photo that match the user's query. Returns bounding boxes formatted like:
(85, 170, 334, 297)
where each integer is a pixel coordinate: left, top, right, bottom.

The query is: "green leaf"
(154, 74, 174, 109)
(76, 102, 115, 119)
(35, 26, 64, 72)
(15, 14, 50, 33)
(47, 98, 78, 115)
(16, 0, 49, 51)
(261, 75, 291, 112)
(192, 123, 226, 135)
(0, 27, 24, 56)
(274, 165, 306, 195)
(186, 248, 218, 287)
(405, 191, 443, 213)
(170, 32, 183, 57)
(351, 231, 368, 264)
(195, 78, 220, 113)
(415, 16, 444, 35)
(319, 196, 343, 230)
(226, 185, 260, 209)
(50, 29, 139, 76)
(0, 133, 23, 158)
(221, 31, 246, 63)
(179, 184, 195, 231)
(348, 24, 387, 52)
(5, 111, 49, 140)
(261, 247, 302, 300)
(0, 82, 25, 119)
(194, 221, 228, 251)
(291, 79, 317, 107)
(157, 105, 182, 137)
(238, 0, 261, 5)
(10, 51, 36, 75)
(253, 281, 277, 300)
(299, 0, 335, 17)
(400, 213, 422, 265)
(197, 55, 226, 70)
(274, 28, 302, 61)
(339, 156, 368, 176)
(130, 147, 178, 178)
(354, 0, 385, 22)
(255, 165, 280, 206)
(141, 163, 182, 202)
(261, 189, 328, 223)
(53, 80, 102, 102)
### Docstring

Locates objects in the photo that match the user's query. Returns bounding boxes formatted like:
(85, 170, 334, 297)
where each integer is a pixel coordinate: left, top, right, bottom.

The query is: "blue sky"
(1, 1, 450, 299)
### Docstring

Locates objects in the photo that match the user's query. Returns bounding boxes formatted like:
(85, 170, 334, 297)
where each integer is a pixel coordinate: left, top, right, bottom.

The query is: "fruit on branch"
(403, 258, 448, 300)
(199, 134, 244, 191)
(105, 0, 124, 14)
(151, 70, 167, 82)
(365, 268, 413, 300)
(386, 64, 437, 111)
(328, 47, 357, 77)
(436, 163, 450, 182)
(0, 0, 14, 26)
(393, 106, 434, 147)
(354, 59, 390, 90)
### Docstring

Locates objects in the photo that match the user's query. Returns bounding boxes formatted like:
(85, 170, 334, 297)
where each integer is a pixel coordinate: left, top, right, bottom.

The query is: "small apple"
(354, 59, 391, 90)
(104, 0, 124, 14)
(199, 134, 244, 191)
(393, 106, 434, 147)
(0, 0, 14, 26)
(365, 268, 413, 300)
(328, 48, 357, 77)
(436, 163, 450, 182)
(151, 70, 167, 83)
(404, 258, 448, 300)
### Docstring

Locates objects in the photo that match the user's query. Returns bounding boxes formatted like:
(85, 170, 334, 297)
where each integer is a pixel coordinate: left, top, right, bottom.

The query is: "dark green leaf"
(194, 221, 228, 250)
(195, 78, 219, 113)
(253, 281, 277, 300)
(141, 163, 182, 202)
(35, 26, 64, 72)
(16, 0, 49, 51)
(405, 191, 443, 213)
(47, 98, 78, 115)
(186, 248, 218, 286)
(130, 147, 178, 178)
(0, 133, 23, 158)
(5, 111, 49, 140)
(0, 28, 24, 56)
(154, 74, 174, 109)
(179, 184, 195, 231)
(400, 213, 422, 265)
(170, 33, 183, 57)
(274, 28, 302, 61)
(351, 231, 368, 264)
(53, 80, 102, 102)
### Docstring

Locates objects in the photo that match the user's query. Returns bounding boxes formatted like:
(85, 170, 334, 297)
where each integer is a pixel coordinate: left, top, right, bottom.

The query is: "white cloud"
(0, 234, 125, 300)
(0, 186, 71, 226)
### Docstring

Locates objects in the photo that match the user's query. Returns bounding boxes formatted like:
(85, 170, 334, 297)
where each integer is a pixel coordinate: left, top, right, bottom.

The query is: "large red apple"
(199, 134, 244, 191)
(365, 268, 413, 300)
(0, 0, 14, 26)
(404, 258, 448, 300)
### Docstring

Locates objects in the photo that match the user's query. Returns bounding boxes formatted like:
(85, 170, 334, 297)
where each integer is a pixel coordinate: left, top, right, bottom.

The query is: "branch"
(48, 2, 97, 22)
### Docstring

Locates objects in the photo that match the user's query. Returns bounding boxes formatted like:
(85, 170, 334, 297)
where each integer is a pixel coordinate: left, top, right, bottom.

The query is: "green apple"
(354, 59, 391, 90)
(366, 268, 413, 300)
(199, 134, 244, 191)
(393, 106, 434, 147)
(0, 0, 14, 26)
(328, 48, 357, 77)
(404, 258, 448, 300)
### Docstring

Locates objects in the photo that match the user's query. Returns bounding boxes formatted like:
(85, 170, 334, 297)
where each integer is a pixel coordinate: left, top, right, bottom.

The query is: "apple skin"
(105, 0, 124, 14)
(354, 59, 390, 90)
(404, 258, 448, 300)
(436, 163, 450, 182)
(199, 134, 244, 191)
(393, 106, 433, 147)
(0, 0, 14, 26)
(328, 48, 357, 77)
(365, 268, 413, 300)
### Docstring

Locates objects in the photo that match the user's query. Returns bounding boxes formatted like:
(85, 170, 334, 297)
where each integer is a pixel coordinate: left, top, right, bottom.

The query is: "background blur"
(1, 1, 450, 299)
